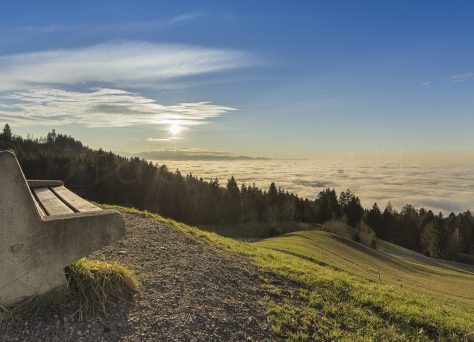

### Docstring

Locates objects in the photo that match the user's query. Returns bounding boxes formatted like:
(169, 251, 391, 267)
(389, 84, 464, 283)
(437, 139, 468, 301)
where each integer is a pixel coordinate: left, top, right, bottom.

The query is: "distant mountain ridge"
(135, 150, 270, 161)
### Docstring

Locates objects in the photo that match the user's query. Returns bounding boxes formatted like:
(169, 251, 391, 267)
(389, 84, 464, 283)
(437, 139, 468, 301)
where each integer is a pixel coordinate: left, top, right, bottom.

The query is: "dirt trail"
(1, 211, 273, 341)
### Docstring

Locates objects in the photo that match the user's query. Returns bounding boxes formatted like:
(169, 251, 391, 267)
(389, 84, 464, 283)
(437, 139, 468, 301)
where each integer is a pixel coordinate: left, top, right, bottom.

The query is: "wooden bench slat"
(33, 187, 74, 216)
(51, 186, 101, 213)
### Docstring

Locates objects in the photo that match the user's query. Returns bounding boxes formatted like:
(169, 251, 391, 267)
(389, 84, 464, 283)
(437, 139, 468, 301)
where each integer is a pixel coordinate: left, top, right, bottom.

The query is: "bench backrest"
(0, 150, 41, 237)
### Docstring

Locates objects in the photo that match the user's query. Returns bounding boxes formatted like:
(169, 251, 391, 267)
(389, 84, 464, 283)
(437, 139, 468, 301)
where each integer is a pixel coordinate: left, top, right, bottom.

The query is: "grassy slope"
(201, 222, 324, 239)
(256, 230, 474, 306)
(107, 205, 474, 341)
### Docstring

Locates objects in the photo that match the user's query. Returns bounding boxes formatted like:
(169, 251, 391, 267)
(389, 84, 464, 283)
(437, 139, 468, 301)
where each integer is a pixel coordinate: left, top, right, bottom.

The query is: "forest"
(1, 123, 473, 263)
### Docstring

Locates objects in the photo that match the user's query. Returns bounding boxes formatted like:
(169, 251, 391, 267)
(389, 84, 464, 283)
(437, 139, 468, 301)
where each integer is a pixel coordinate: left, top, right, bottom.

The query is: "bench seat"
(29, 182, 102, 216)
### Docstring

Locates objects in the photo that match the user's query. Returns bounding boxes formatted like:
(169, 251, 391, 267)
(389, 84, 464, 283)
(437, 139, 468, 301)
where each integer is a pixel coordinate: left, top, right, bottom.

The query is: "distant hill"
(251, 228, 474, 340)
(135, 149, 270, 161)
(256, 229, 474, 305)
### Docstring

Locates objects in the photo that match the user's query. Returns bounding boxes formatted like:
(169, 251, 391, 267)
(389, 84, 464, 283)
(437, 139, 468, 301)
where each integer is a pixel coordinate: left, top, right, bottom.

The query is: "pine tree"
(366, 203, 382, 236)
(1, 124, 12, 142)
(46, 129, 57, 143)
(315, 188, 341, 222)
(225, 176, 241, 223)
(339, 189, 364, 228)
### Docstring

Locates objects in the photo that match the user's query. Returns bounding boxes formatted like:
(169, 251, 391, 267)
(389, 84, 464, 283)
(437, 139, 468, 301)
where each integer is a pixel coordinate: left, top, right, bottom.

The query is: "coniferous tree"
(225, 177, 241, 223)
(398, 205, 420, 250)
(0, 124, 13, 144)
(339, 189, 364, 228)
(366, 203, 382, 236)
(315, 188, 341, 222)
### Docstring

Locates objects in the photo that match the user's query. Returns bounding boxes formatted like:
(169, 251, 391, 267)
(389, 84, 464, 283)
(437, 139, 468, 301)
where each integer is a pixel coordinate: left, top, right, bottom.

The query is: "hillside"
(2, 207, 474, 341)
(256, 230, 474, 306)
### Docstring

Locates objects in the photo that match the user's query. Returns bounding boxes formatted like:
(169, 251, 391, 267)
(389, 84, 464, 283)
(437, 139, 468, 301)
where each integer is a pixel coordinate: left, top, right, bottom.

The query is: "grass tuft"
(65, 258, 139, 320)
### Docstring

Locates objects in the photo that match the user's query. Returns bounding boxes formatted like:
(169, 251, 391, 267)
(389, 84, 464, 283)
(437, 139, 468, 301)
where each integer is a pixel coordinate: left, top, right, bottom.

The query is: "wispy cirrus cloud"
(146, 136, 184, 142)
(0, 41, 255, 139)
(450, 73, 474, 82)
(0, 88, 236, 128)
(15, 12, 205, 35)
(0, 41, 257, 90)
(170, 12, 204, 24)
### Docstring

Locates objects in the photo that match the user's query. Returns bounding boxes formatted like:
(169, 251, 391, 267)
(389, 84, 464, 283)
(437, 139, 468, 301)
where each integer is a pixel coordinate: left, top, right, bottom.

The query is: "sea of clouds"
(152, 159, 474, 214)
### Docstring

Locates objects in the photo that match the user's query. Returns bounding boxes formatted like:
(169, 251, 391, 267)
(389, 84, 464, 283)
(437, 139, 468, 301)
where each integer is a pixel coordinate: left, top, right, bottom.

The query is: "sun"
(169, 124, 182, 135)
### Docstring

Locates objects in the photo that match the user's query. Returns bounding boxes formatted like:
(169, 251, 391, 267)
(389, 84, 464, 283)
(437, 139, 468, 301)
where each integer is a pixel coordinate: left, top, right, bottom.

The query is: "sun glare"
(169, 124, 182, 135)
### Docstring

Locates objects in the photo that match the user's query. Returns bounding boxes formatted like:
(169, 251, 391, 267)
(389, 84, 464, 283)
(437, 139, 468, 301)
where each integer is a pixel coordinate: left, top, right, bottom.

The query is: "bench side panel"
(0, 151, 45, 305)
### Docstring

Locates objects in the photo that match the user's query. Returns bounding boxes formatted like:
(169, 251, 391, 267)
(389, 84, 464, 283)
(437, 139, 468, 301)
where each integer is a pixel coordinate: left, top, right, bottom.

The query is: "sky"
(0, 0, 473, 161)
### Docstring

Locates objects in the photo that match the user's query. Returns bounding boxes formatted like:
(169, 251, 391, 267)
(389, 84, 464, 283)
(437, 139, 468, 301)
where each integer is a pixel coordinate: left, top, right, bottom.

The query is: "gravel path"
(1, 211, 273, 341)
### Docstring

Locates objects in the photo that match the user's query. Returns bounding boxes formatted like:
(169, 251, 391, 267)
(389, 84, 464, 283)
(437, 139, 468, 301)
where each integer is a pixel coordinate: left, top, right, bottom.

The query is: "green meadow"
(256, 230, 474, 306)
(113, 206, 474, 341)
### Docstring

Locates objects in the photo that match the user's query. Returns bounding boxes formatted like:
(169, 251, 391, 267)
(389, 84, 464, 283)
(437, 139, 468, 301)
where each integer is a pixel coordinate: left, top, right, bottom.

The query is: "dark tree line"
(1, 125, 473, 262)
(0, 125, 322, 225)
(365, 203, 474, 260)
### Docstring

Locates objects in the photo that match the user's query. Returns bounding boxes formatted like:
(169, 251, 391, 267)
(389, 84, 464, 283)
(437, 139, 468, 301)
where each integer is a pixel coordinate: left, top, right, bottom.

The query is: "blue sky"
(0, 1, 473, 160)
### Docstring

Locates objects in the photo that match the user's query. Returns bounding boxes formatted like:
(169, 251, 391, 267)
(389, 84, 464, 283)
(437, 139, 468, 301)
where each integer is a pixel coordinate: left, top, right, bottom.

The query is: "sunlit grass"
(257, 230, 474, 305)
(106, 205, 474, 341)
(65, 258, 139, 320)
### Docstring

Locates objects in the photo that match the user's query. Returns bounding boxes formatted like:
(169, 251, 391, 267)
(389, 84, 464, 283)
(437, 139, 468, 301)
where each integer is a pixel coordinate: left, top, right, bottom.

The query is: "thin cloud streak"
(450, 73, 474, 82)
(147, 137, 184, 142)
(170, 12, 204, 24)
(17, 13, 205, 34)
(0, 88, 236, 129)
(0, 41, 258, 90)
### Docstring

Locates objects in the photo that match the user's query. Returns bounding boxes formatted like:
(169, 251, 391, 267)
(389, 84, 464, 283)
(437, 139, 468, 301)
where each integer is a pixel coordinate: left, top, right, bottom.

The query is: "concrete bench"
(0, 150, 126, 306)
